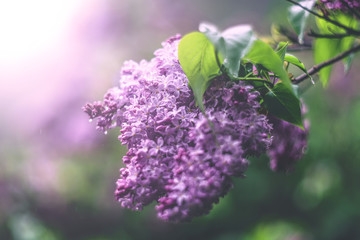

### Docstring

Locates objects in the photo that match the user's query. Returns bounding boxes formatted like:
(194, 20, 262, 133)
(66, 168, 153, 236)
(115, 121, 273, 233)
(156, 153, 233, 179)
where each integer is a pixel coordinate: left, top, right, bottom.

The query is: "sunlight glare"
(0, 0, 84, 65)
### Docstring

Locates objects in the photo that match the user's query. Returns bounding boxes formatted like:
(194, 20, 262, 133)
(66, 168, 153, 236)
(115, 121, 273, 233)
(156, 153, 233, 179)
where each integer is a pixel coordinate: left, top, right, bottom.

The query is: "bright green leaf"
(314, 38, 340, 86)
(315, 17, 338, 84)
(337, 14, 358, 72)
(245, 40, 292, 89)
(313, 13, 357, 86)
(276, 42, 289, 62)
(314, 17, 338, 86)
(178, 32, 221, 110)
(285, 53, 306, 71)
(288, 0, 316, 44)
(285, 53, 313, 82)
(200, 22, 255, 77)
(264, 82, 303, 129)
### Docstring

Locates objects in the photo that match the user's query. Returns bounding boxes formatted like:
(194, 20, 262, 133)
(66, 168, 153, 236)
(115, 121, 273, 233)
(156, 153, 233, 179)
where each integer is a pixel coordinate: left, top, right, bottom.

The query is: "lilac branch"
(277, 25, 312, 47)
(307, 30, 351, 39)
(293, 44, 360, 84)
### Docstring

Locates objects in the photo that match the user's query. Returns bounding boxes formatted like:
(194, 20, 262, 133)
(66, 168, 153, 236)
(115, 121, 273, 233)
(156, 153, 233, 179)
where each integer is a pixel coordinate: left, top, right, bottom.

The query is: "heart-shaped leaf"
(178, 32, 221, 110)
(200, 22, 255, 77)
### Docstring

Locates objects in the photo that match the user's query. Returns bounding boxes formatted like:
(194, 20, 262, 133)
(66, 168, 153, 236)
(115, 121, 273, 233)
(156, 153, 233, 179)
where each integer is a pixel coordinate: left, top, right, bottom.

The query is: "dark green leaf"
(239, 62, 254, 77)
(178, 32, 221, 110)
(200, 22, 255, 77)
(288, 0, 316, 44)
(245, 40, 292, 89)
(264, 82, 303, 129)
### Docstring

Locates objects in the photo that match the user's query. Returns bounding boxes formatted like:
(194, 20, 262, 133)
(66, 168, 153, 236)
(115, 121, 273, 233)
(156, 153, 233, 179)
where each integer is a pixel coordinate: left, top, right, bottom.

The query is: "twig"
(277, 25, 312, 47)
(308, 30, 351, 39)
(293, 44, 360, 84)
(286, 0, 360, 36)
(286, 0, 324, 18)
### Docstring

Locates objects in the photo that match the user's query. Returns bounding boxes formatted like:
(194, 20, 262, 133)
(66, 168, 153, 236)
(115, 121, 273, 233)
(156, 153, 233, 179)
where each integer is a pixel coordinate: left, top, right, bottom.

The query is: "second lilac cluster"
(267, 104, 309, 173)
(318, 0, 360, 11)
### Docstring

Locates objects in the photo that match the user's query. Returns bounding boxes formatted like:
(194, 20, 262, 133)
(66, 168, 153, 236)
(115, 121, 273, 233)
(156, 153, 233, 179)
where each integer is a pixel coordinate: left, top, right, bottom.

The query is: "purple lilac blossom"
(267, 105, 309, 173)
(318, 0, 360, 11)
(83, 35, 273, 222)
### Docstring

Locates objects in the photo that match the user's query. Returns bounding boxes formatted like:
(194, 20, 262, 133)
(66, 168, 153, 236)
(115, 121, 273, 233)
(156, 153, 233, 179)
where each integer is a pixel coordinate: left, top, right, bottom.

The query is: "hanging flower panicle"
(83, 34, 307, 222)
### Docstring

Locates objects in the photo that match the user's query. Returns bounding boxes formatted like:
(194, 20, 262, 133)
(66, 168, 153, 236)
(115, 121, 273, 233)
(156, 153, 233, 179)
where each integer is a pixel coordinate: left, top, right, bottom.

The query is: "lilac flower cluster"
(83, 35, 274, 222)
(156, 80, 273, 221)
(318, 0, 360, 11)
(267, 105, 309, 173)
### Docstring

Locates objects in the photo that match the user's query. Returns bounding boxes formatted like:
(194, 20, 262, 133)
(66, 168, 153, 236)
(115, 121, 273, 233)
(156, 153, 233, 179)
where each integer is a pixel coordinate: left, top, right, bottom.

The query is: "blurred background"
(1, 0, 360, 239)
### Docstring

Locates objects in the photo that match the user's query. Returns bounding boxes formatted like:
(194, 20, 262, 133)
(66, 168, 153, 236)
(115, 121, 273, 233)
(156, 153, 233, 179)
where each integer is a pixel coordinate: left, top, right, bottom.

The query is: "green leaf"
(178, 32, 221, 110)
(288, 0, 316, 44)
(245, 40, 292, 89)
(344, 53, 355, 73)
(276, 42, 289, 62)
(285, 53, 313, 82)
(198, 23, 225, 54)
(337, 14, 358, 72)
(314, 38, 340, 86)
(313, 13, 357, 86)
(200, 22, 255, 77)
(221, 25, 256, 77)
(284, 53, 306, 71)
(239, 62, 254, 77)
(264, 82, 303, 129)
(291, 84, 300, 98)
(314, 16, 339, 86)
